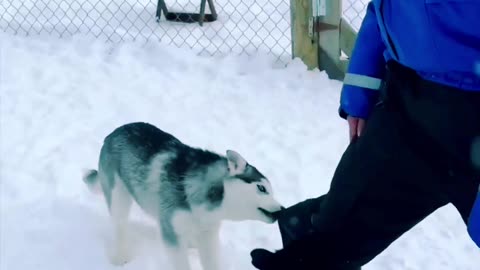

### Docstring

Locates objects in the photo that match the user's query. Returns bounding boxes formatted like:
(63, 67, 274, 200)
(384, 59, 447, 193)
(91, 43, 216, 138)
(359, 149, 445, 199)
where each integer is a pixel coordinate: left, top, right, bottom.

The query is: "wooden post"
(290, 0, 318, 70)
(339, 17, 357, 57)
(338, 17, 357, 73)
(290, 0, 359, 79)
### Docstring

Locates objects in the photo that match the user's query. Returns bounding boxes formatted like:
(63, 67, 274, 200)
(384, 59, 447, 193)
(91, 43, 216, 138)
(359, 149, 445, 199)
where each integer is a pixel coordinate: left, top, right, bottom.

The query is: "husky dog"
(83, 122, 283, 270)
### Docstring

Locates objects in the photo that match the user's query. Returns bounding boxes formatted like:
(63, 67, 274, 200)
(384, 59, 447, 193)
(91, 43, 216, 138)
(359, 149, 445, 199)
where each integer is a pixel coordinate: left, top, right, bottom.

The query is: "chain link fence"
(1, 0, 367, 64)
(342, 0, 368, 31)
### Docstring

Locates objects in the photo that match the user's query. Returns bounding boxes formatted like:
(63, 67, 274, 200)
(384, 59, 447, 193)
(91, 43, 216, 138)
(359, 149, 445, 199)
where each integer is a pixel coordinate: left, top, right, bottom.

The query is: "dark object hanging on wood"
(156, 0, 218, 26)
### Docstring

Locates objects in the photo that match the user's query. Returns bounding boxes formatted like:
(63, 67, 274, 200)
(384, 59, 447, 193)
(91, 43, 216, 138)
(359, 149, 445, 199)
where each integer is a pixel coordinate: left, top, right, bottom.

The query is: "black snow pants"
(262, 61, 480, 270)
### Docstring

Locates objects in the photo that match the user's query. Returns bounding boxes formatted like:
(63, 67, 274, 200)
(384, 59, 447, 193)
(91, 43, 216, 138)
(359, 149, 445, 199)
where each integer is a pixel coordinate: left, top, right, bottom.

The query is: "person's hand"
(347, 116, 366, 142)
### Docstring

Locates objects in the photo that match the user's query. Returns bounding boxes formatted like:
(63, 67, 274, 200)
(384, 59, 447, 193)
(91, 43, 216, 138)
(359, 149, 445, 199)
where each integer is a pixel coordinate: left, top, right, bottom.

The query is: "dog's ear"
(226, 150, 247, 175)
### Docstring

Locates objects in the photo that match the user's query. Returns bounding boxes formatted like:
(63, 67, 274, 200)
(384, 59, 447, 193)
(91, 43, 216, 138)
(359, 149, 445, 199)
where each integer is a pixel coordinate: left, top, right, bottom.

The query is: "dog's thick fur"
(83, 122, 283, 270)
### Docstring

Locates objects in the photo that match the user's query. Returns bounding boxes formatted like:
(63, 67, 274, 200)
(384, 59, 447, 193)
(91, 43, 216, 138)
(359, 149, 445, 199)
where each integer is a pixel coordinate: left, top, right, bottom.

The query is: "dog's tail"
(82, 169, 102, 194)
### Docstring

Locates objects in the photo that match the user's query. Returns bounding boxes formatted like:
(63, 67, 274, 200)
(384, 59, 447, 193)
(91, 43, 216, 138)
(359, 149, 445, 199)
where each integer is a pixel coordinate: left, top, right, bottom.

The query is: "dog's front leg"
(159, 218, 192, 270)
(197, 228, 222, 270)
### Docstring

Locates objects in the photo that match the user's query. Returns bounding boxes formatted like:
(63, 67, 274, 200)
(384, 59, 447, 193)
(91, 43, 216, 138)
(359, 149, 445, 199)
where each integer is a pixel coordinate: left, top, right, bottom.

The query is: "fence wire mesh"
(1, 0, 367, 64)
(342, 0, 368, 31)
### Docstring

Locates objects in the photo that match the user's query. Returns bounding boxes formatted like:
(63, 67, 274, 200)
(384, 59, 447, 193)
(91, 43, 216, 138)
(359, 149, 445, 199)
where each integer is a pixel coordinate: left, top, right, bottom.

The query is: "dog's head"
(221, 150, 284, 224)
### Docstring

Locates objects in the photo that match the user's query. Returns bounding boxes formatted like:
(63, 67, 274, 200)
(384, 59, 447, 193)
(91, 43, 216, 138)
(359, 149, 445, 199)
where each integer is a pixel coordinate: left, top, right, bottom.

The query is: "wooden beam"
(339, 17, 357, 57)
(317, 0, 342, 80)
(338, 59, 350, 74)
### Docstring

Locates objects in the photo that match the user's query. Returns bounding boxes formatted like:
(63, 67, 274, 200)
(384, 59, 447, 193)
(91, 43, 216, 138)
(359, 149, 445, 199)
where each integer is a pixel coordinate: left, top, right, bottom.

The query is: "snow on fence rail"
(0, 0, 367, 65)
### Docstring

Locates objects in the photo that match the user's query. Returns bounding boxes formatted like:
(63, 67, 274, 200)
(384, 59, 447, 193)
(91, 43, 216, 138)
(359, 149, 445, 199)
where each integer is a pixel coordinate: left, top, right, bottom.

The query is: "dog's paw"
(106, 238, 135, 266)
(108, 247, 134, 266)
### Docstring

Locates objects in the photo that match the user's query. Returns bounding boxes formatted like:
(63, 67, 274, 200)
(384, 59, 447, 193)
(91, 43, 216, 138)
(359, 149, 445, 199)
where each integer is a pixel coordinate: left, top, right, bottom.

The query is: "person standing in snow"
(250, 0, 480, 269)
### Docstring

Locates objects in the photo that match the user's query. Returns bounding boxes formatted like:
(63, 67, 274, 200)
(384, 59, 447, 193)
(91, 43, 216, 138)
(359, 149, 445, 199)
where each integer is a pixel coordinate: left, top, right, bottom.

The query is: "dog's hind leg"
(105, 174, 134, 266)
(196, 226, 222, 270)
(164, 244, 191, 270)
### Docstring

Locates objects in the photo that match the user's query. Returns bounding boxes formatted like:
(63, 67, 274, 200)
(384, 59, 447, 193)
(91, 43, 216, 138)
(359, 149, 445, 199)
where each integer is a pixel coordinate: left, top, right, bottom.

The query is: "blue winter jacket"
(339, 0, 480, 247)
(340, 0, 480, 120)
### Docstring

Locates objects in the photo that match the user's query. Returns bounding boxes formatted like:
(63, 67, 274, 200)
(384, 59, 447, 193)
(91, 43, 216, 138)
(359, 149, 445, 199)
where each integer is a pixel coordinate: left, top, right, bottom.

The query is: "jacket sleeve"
(339, 1, 387, 119)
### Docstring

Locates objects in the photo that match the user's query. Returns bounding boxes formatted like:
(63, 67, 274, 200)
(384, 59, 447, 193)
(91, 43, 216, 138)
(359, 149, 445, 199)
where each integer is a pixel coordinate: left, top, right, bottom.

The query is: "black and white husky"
(83, 122, 283, 270)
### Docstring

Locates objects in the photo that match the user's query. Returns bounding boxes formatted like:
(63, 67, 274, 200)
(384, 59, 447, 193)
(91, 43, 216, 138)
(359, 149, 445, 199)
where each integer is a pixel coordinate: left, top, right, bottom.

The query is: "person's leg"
(390, 61, 480, 224)
(252, 87, 446, 270)
(296, 87, 453, 268)
(252, 61, 480, 270)
(275, 196, 326, 246)
(262, 61, 480, 269)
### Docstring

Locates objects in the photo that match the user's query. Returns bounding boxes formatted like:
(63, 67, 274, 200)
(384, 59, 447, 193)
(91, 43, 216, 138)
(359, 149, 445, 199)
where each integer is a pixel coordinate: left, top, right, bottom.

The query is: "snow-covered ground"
(1, 32, 480, 270)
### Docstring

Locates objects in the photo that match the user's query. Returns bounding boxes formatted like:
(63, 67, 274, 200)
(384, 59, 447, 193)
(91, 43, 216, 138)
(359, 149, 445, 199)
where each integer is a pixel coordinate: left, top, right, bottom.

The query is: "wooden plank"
(317, 0, 343, 80)
(339, 59, 350, 74)
(339, 17, 357, 57)
(290, 0, 318, 70)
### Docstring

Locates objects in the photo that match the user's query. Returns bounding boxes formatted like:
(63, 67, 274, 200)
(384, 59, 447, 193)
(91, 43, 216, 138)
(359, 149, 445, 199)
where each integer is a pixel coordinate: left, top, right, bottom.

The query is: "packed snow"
(1, 32, 480, 270)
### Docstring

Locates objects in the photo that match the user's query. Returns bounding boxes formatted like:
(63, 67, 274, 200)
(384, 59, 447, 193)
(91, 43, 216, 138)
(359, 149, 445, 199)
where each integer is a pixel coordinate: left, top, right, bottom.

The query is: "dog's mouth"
(258, 208, 276, 221)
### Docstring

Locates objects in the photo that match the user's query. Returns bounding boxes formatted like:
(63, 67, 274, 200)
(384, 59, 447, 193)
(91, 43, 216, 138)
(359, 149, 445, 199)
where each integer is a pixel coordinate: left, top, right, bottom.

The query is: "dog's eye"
(257, 184, 266, 193)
